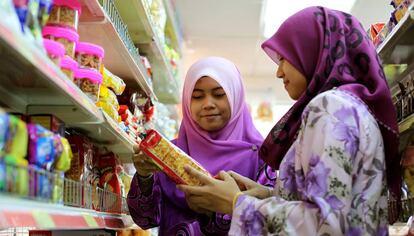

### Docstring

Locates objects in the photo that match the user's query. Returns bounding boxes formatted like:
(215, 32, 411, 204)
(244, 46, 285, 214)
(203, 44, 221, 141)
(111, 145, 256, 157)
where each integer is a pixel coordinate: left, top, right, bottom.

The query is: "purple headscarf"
(157, 56, 264, 228)
(260, 6, 400, 209)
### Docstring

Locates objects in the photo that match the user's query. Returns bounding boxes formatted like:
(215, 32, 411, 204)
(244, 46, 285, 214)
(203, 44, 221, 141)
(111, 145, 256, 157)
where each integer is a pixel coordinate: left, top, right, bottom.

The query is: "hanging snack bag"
(47, 0, 81, 30)
(100, 66, 126, 95)
(139, 129, 211, 186)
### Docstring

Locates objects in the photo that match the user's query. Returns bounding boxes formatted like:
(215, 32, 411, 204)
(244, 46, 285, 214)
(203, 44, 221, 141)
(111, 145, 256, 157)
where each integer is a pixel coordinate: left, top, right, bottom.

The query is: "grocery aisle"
(0, 0, 180, 235)
(1, 0, 414, 235)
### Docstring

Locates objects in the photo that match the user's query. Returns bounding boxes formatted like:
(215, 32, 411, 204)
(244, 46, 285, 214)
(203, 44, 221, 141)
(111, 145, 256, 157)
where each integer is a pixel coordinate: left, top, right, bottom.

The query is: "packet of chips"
(139, 129, 211, 186)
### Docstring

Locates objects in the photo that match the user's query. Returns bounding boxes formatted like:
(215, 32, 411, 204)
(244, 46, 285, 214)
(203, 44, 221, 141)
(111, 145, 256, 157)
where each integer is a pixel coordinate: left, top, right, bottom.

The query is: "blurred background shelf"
(378, 3, 414, 91)
(78, 0, 156, 100)
(0, 17, 136, 164)
(115, 0, 181, 104)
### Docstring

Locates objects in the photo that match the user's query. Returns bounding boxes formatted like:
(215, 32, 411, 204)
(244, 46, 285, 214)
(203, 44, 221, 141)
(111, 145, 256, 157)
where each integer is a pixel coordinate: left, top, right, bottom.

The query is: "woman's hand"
(228, 171, 272, 199)
(178, 165, 241, 215)
(132, 147, 160, 177)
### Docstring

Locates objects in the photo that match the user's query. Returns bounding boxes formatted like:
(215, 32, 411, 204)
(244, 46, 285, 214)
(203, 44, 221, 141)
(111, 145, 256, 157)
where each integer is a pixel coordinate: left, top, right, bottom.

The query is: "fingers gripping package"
(139, 130, 210, 186)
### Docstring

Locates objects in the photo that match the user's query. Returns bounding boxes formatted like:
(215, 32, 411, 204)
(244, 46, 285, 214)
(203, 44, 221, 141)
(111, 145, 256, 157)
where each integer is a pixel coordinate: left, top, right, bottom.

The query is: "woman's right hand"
(228, 171, 272, 199)
(132, 149, 160, 177)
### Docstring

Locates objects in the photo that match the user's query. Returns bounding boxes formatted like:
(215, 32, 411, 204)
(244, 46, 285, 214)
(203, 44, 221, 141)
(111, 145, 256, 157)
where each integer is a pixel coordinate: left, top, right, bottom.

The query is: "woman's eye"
(214, 93, 226, 97)
(192, 95, 203, 99)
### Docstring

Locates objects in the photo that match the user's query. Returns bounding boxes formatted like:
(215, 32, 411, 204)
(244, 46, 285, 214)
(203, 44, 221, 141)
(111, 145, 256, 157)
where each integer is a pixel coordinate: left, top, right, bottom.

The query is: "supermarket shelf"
(163, 0, 183, 55)
(0, 17, 102, 124)
(399, 113, 414, 134)
(74, 111, 136, 163)
(0, 17, 136, 163)
(115, 0, 180, 103)
(377, 3, 414, 65)
(0, 195, 136, 230)
(78, 0, 157, 100)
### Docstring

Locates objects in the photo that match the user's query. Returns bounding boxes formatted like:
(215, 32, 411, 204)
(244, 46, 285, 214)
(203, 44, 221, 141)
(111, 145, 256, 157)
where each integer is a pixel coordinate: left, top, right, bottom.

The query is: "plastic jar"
(60, 56, 78, 82)
(74, 69, 102, 102)
(75, 42, 105, 71)
(42, 26, 79, 58)
(47, 0, 81, 30)
(43, 39, 65, 66)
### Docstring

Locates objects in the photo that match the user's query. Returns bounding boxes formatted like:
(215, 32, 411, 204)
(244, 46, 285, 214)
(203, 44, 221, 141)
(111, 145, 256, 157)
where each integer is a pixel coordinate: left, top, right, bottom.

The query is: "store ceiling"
(173, 0, 293, 105)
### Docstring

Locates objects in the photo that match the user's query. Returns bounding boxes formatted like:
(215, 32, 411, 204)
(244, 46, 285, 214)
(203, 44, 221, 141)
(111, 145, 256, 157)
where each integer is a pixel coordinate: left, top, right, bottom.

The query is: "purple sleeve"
(255, 161, 277, 187)
(198, 212, 232, 235)
(127, 173, 162, 229)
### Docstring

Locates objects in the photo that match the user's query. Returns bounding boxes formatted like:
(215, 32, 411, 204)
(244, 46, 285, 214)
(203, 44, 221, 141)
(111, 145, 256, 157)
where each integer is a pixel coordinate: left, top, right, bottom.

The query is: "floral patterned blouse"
(229, 90, 389, 236)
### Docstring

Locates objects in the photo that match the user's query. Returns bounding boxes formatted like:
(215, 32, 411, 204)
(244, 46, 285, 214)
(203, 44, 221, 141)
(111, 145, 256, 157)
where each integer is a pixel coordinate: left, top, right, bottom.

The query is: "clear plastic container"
(75, 42, 105, 71)
(43, 39, 65, 66)
(60, 56, 78, 82)
(42, 26, 79, 58)
(74, 69, 102, 102)
(47, 0, 81, 30)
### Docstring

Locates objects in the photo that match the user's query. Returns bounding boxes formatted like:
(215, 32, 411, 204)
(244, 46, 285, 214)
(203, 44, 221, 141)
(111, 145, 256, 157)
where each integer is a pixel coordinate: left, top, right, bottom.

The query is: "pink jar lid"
(43, 39, 65, 58)
(74, 68, 103, 84)
(60, 56, 78, 71)
(75, 42, 105, 58)
(53, 0, 82, 15)
(42, 26, 79, 42)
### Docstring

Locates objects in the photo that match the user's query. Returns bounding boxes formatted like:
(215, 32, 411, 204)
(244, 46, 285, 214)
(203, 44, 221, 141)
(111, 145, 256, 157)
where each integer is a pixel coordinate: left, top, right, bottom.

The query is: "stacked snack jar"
(60, 56, 78, 82)
(42, 26, 79, 58)
(74, 69, 102, 102)
(47, 0, 81, 31)
(43, 39, 65, 66)
(75, 42, 105, 71)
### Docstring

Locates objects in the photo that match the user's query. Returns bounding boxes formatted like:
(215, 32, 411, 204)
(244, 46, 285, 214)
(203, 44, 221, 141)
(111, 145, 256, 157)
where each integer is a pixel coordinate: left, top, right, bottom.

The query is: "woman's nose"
(276, 65, 284, 79)
(202, 96, 215, 109)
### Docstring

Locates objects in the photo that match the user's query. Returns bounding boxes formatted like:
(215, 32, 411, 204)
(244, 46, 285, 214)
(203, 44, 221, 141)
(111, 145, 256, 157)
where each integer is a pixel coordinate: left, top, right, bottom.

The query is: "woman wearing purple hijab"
(179, 6, 400, 235)
(127, 56, 275, 235)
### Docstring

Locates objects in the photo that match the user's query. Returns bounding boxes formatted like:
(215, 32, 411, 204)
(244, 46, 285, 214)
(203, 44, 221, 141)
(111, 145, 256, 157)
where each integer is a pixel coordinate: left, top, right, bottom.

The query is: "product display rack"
(78, 0, 156, 100)
(0, 0, 183, 234)
(114, 0, 181, 104)
(0, 17, 136, 164)
(378, 2, 414, 134)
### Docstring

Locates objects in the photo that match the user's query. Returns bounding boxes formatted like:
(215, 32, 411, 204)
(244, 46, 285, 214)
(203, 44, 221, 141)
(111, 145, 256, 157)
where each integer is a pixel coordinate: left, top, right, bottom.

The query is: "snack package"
(29, 114, 65, 136)
(97, 101, 120, 122)
(51, 137, 72, 204)
(65, 135, 95, 208)
(99, 86, 119, 110)
(27, 124, 56, 199)
(38, 0, 53, 27)
(139, 129, 211, 186)
(100, 66, 126, 95)
(97, 152, 122, 213)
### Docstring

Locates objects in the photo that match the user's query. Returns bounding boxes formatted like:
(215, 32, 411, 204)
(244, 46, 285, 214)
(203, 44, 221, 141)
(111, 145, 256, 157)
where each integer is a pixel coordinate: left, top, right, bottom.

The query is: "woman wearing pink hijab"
(179, 6, 399, 235)
(127, 56, 275, 235)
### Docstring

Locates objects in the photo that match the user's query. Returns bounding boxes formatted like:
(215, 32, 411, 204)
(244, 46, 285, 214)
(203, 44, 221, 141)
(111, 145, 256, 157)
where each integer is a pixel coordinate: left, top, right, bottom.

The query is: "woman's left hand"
(178, 165, 241, 215)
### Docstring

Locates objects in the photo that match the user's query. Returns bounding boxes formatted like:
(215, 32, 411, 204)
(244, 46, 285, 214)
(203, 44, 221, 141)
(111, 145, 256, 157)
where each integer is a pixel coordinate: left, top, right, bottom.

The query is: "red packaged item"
(97, 152, 122, 213)
(65, 135, 94, 208)
(139, 130, 211, 186)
